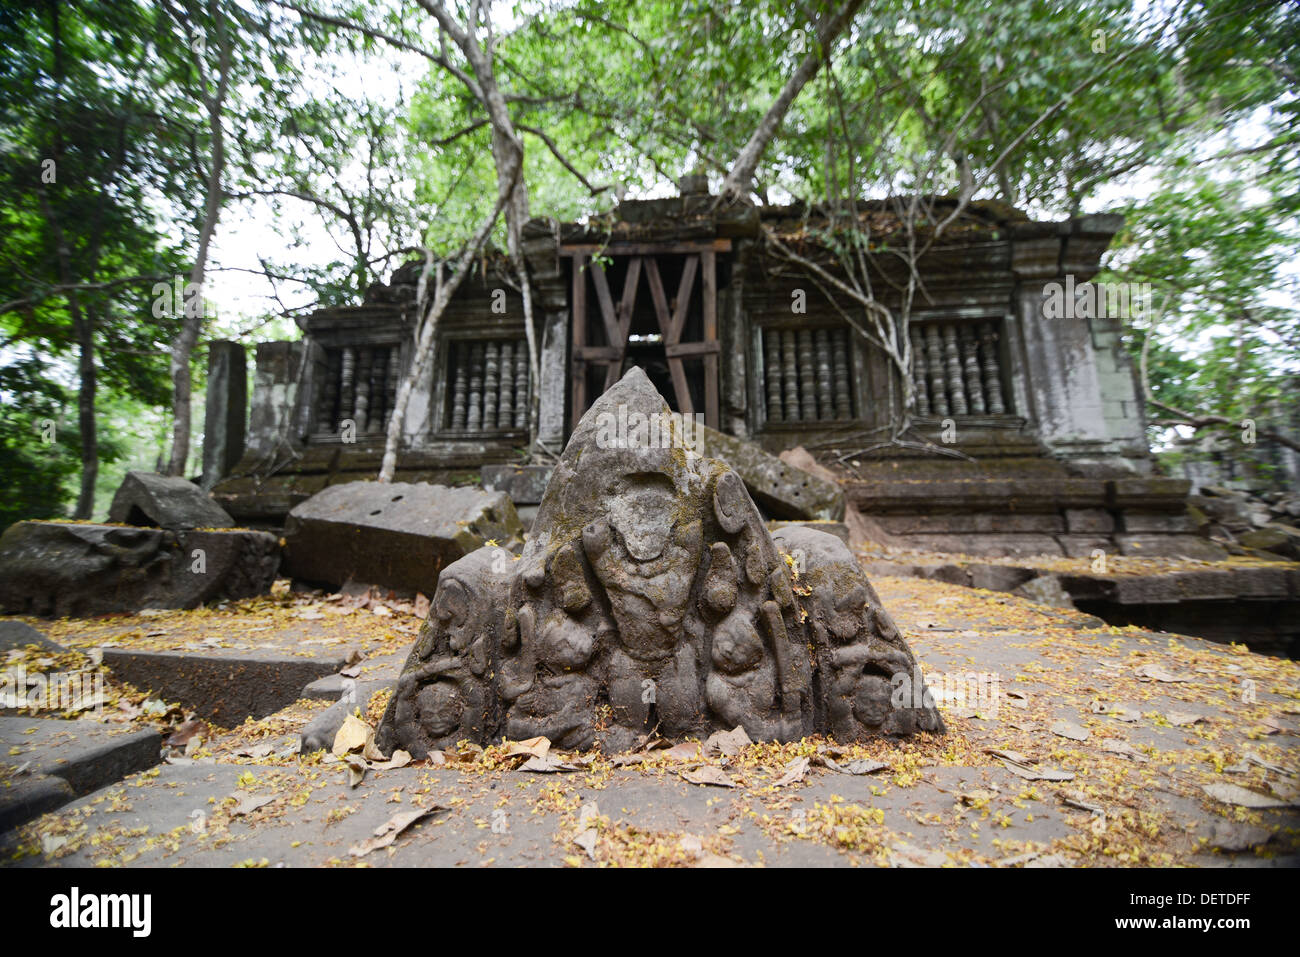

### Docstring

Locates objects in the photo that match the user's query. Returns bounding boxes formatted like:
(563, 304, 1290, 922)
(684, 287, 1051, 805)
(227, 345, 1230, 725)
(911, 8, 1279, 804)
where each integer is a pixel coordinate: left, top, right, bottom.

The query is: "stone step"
(102, 649, 348, 727)
(0, 717, 161, 832)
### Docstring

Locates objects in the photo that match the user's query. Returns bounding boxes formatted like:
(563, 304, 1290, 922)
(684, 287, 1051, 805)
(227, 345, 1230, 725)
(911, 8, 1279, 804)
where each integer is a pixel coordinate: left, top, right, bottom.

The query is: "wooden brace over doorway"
(561, 239, 730, 431)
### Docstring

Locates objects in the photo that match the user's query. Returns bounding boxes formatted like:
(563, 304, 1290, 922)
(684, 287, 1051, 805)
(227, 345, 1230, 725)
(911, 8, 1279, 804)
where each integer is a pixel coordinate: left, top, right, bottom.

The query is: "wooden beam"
(664, 341, 720, 358)
(668, 256, 699, 344)
(702, 249, 719, 429)
(575, 345, 623, 361)
(606, 257, 643, 390)
(643, 257, 672, 337)
(571, 254, 587, 426)
(588, 261, 622, 351)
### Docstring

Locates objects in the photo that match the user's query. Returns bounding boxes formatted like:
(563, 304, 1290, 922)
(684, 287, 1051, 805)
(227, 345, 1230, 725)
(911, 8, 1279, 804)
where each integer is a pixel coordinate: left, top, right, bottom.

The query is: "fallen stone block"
(1, 717, 161, 830)
(282, 481, 523, 595)
(967, 564, 1039, 593)
(766, 520, 849, 543)
(108, 470, 235, 530)
(1114, 534, 1227, 561)
(0, 522, 280, 617)
(699, 425, 844, 521)
(1240, 524, 1300, 560)
(101, 649, 347, 726)
(480, 464, 554, 505)
(0, 620, 66, 654)
(1013, 576, 1076, 609)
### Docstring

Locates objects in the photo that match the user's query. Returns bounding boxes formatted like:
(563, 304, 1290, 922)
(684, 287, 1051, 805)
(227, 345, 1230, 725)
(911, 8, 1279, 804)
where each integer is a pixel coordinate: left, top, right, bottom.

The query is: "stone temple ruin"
(375, 368, 943, 754)
(210, 189, 1206, 556)
(185, 187, 1300, 653)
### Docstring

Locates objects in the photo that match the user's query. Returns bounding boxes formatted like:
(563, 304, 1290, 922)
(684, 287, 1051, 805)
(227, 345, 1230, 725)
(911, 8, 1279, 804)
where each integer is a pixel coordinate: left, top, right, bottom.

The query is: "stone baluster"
(317, 348, 340, 430)
(467, 343, 484, 431)
(764, 329, 782, 421)
(339, 347, 357, 429)
(980, 323, 1005, 414)
(498, 341, 514, 429)
(450, 346, 468, 431)
(366, 347, 383, 428)
(910, 329, 930, 416)
(925, 325, 948, 416)
(369, 346, 388, 428)
(797, 329, 817, 421)
(513, 342, 528, 430)
(942, 327, 966, 415)
(765, 329, 783, 423)
(961, 326, 985, 414)
(385, 347, 400, 430)
(832, 329, 851, 419)
(781, 330, 800, 422)
(483, 342, 499, 430)
(814, 329, 833, 419)
(354, 347, 373, 432)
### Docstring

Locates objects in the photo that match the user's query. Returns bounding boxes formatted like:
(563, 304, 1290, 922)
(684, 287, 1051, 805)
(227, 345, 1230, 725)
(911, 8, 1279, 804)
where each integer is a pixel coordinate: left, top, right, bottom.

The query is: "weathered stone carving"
(0, 521, 279, 617)
(377, 368, 942, 754)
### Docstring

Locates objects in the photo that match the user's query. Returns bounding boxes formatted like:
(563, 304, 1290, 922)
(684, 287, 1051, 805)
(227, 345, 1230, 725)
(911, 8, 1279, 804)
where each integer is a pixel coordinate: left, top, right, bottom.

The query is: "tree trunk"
(378, 189, 516, 482)
(73, 300, 98, 519)
(720, 0, 864, 201)
(166, 7, 231, 477)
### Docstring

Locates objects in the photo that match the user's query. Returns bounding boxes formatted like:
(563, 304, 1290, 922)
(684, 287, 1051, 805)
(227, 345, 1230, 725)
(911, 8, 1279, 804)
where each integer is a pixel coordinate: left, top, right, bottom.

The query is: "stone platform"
(844, 459, 1226, 561)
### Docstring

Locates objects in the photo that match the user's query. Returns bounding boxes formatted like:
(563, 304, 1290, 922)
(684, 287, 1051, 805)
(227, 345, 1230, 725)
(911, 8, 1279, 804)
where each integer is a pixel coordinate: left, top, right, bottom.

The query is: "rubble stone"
(282, 481, 524, 595)
(0, 522, 279, 617)
(108, 471, 235, 530)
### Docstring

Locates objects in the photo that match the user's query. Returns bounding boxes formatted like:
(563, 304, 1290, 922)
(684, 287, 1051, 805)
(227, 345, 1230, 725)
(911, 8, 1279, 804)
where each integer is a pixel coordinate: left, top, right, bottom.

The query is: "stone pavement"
(2, 576, 1297, 867)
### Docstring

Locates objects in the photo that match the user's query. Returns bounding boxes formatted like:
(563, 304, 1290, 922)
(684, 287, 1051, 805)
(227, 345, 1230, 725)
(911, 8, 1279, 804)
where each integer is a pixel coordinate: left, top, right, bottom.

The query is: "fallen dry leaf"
(1135, 663, 1191, 683)
(1000, 758, 1074, 782)
(772, 756, 810, 788)
(348, 807, 443, 858)
(1050, 720, 1090, 742)
(704, 726, 752, 758)
(332, 713, 371, 757)
(503, 736, 550, 760)
(230, 793, 275, 818)
(681, 766, 739, 788)
(1202, 783, 1290, 809)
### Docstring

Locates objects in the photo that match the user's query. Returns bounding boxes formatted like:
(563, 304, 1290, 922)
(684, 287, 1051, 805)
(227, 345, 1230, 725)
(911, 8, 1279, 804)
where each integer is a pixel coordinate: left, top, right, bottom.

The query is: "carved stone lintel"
(377, 368, 943, 755)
